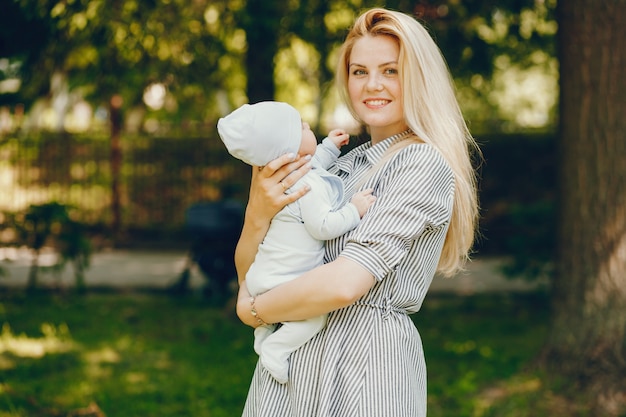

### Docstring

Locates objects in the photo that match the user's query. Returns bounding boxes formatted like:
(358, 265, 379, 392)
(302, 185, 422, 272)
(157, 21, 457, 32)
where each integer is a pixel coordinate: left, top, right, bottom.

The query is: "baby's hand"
(327, 129, 350, 149)
(350, 188, 376, 218)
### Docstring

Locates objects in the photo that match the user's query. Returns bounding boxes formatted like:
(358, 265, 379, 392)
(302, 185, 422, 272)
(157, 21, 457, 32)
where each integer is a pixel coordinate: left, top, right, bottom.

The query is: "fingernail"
(304, 154, 312, 161)
(287, 153, 295, 160)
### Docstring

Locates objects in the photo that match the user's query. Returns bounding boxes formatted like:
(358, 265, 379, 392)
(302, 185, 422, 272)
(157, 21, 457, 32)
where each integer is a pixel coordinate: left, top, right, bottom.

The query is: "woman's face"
(347, 34, 407, 143)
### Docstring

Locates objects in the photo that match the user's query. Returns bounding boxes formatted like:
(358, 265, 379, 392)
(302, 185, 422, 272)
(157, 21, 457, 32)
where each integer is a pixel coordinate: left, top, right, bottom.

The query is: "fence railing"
(0, 132, 250, 233)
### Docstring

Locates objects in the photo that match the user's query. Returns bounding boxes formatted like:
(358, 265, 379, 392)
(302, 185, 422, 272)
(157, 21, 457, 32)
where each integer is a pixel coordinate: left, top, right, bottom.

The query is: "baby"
(217, 101, 375, 383)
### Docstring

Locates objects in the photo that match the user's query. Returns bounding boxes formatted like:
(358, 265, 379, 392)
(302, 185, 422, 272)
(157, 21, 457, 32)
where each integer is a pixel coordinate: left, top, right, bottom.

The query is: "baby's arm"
(313, 129, 349, 170)
(350, 189, 376, 218)
(327, 129, 350, 150)
(300, 186, 375, 241)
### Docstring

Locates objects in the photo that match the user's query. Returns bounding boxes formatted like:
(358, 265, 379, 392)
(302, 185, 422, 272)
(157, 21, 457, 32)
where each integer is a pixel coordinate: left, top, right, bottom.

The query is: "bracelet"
(249, 296, 269, 326)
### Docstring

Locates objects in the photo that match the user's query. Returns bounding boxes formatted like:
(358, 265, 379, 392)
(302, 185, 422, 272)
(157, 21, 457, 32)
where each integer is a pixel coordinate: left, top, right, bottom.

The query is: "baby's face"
(298, 121, 317, 156)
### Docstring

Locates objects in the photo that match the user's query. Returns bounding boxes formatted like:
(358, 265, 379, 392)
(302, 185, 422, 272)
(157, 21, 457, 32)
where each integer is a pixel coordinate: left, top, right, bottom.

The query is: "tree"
(283, 0, 336, 129)
(12, 202, 91, 292)
(241, 0, 285, 103)
(543, 0, 626, 414)
(1, 0, 239, 124)
(1, 0, 558, 132)
(0, 2, 57, 109)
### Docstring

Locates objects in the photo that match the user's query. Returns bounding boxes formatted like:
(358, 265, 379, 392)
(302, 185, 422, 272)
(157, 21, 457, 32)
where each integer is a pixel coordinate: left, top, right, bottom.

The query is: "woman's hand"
(248, 153, 313, 223)
(234, 153, 312, 283)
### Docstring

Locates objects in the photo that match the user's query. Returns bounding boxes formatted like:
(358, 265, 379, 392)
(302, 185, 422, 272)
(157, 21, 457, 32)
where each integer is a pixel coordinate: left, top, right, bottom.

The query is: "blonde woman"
(235, 7, 480, 417)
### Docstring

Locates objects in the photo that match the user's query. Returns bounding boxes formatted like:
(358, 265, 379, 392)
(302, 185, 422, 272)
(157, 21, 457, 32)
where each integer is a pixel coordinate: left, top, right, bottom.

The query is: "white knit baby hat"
(217, 101, 302, 166)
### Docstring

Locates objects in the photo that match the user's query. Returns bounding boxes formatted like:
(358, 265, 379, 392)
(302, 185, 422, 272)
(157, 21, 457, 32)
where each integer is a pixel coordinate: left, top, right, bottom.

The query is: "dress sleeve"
(340, 145, 455, 281)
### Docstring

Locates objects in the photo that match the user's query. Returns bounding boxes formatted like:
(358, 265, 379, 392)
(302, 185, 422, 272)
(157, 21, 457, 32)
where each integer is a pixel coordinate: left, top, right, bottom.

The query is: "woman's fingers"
(262, 153, 296, 176)
(282, 182, 311, 202)
(265, 153, 312, 183)
(258, 153, 312, 192)
(248, 153, 312, 220)
(281, 155, 312, 186)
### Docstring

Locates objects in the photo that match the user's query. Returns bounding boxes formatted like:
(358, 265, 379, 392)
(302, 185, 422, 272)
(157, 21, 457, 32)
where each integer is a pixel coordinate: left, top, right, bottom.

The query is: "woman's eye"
(352, 69, 366, 76)
(384, 68, 398, 75)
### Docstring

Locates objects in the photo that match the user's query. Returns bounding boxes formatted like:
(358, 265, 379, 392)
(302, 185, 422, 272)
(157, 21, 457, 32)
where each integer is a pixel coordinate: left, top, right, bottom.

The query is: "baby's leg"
(254, 324, 277, 355)
(261, 315, 327, 384)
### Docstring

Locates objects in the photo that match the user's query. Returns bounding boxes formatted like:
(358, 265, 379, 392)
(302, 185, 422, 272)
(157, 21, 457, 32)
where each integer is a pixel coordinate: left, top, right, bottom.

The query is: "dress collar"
(337, 129, 414, 172)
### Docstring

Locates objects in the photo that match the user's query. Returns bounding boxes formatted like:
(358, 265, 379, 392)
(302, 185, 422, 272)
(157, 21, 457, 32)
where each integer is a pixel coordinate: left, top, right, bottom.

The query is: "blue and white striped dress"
(242, 135, 455, 417)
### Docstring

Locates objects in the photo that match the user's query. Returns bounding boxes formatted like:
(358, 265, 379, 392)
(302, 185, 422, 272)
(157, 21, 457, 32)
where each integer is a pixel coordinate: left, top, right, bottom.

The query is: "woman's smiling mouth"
(364, 99, 390, 107)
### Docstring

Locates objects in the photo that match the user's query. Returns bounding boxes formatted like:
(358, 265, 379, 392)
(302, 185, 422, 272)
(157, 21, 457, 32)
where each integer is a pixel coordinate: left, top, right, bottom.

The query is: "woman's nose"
(366, 73, 383, 91)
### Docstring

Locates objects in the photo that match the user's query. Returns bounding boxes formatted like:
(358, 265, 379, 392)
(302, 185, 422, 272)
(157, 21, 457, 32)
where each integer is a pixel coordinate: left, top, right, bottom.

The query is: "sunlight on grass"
(474, 375, 543, 416)
(0, 322, 74, 361)
(84, 346, 120, 365)
(83, 346, 120, 380)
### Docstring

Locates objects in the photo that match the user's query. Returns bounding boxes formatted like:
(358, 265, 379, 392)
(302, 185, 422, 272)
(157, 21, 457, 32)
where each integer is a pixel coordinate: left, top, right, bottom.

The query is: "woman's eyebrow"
(349, 61, 398, 68)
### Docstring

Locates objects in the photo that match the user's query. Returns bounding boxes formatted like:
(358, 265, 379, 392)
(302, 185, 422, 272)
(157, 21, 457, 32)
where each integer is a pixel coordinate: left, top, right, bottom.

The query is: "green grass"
(0, 291, 550, 417)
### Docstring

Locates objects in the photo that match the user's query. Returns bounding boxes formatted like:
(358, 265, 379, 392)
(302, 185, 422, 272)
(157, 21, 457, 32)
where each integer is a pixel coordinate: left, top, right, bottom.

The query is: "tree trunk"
(243, 0, 283, 103)
(26, 249, 40, 291)
(109, 94, 123, 239)
(545, 0, 626, 414)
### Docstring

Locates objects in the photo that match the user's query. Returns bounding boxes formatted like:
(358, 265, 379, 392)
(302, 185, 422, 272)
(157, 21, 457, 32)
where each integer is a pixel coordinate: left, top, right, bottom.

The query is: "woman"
(235, 7, 480, 417)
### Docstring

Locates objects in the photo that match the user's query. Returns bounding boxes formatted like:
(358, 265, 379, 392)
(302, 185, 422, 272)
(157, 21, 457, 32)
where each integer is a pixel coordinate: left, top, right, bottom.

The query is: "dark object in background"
(169, 199, 244, 304)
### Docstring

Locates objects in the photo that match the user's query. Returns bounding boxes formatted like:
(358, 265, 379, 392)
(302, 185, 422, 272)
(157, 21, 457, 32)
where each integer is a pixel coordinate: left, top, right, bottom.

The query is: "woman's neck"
(370, 126, 412, 145)
(369, 124, 411, 145)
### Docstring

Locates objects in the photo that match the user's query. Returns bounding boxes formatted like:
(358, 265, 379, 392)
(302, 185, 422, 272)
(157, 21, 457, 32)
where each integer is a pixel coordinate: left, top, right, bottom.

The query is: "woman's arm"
(234, 153, 313, 282)
(237, 256, 376, 327)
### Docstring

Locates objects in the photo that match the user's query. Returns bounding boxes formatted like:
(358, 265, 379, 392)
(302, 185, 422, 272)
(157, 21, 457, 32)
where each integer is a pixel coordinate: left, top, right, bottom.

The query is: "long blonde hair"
(336, 8, 480, 276)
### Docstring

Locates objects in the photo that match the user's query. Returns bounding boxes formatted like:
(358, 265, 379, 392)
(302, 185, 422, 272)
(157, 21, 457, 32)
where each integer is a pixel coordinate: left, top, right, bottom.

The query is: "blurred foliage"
(0, 0, 557, 132)
(499, 201, 555, 280)
(475, 133, 556, 281)
(8, 202, 92, 292)
(1, 0, 245, 121)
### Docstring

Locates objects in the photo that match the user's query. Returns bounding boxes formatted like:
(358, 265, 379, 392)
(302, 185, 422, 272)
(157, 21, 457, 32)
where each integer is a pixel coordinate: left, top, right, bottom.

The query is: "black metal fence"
(0, 131, 250, 234)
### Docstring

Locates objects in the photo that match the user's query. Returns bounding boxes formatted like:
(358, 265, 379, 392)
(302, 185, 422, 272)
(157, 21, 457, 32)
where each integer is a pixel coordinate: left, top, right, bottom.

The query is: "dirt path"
(0, 247, 547, 294)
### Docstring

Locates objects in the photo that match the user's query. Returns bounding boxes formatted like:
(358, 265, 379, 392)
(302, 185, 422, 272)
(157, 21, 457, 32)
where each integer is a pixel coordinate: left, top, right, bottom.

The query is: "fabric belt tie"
(354, 297, 407, 320)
